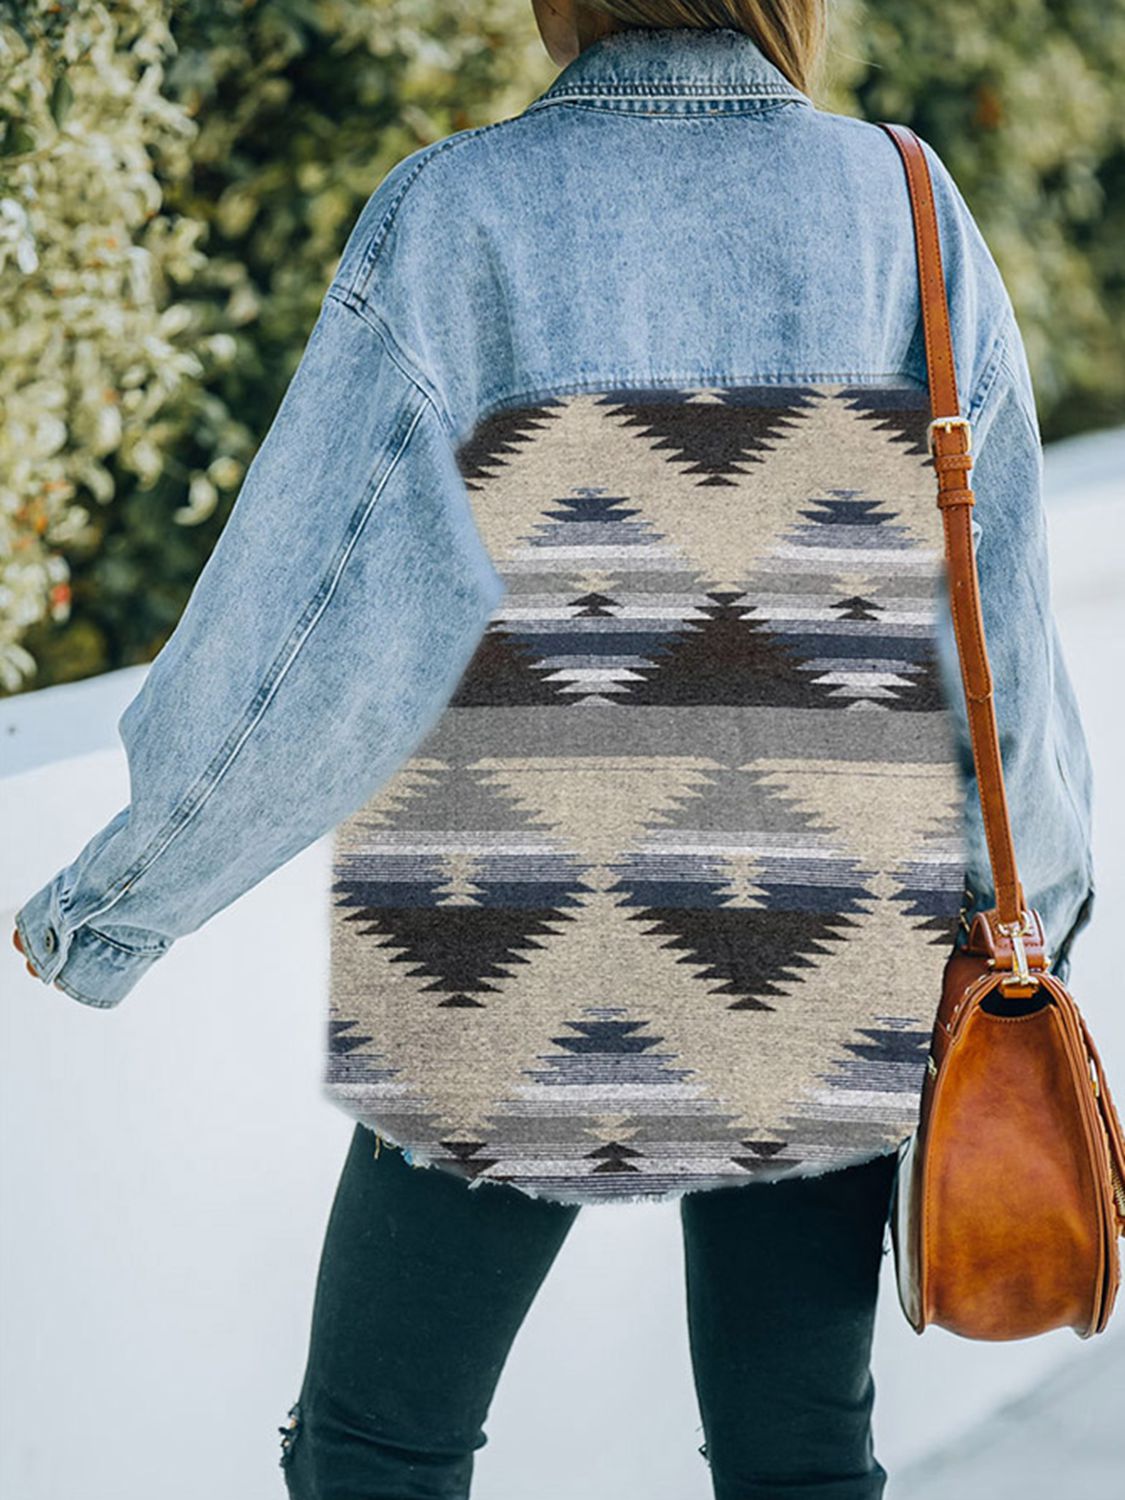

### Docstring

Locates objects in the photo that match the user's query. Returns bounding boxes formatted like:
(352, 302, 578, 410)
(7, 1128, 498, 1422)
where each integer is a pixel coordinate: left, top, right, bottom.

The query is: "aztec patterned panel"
(326, 383, 969, 1205)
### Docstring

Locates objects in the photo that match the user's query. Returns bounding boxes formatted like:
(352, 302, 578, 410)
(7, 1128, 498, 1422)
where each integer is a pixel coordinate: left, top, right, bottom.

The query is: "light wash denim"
(15, 26, 1095, 1006)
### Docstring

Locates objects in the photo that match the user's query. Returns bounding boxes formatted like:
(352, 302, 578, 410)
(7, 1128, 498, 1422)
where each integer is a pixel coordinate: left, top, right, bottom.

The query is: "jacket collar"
(523, 25, 813, 112)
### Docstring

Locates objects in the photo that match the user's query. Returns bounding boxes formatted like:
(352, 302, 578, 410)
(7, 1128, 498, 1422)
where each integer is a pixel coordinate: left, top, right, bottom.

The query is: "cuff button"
(43, 927, 57, 953)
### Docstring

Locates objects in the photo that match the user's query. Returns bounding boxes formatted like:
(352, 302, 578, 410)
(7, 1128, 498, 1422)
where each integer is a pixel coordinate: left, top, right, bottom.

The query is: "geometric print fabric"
(326, 383, 969, 1204)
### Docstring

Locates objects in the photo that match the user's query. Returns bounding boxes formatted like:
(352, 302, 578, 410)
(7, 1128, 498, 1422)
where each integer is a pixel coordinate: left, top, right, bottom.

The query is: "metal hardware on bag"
(996, 909, 1037, 991)
(927, 415, 972, 456)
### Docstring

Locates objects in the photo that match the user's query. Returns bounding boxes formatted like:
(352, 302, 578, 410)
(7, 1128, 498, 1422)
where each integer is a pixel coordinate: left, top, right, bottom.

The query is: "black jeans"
(280, 1123, 897, 1500)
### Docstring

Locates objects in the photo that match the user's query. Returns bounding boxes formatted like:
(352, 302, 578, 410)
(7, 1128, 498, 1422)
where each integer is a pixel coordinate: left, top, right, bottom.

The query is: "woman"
(14, 3, 1094, 1496)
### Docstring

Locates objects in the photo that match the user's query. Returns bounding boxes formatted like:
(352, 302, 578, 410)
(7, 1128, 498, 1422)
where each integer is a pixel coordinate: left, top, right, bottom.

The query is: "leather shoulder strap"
(878, 122, 1026, 930)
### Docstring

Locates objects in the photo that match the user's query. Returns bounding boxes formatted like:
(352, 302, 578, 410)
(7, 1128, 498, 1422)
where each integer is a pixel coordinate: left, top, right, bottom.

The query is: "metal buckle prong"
(927, 415, 972, 457)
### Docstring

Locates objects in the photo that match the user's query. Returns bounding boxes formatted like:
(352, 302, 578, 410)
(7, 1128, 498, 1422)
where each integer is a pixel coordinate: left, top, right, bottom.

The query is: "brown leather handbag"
(878, 122, 1125, 1341)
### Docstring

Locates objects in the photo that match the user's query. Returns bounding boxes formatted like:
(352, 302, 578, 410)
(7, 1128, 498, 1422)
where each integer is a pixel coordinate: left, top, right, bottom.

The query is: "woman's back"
(330, 27, 1004, 451)
(315, 28, 1093, 1201)
(14, 25, 1094, 1209)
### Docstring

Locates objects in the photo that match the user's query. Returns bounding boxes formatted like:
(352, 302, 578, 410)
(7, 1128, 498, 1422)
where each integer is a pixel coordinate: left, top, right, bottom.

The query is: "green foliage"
(0, 0, 232, 691)
(2, 0, 1122, 692)
(2, 0, 549, 692)
(825, 0, 1125, 437)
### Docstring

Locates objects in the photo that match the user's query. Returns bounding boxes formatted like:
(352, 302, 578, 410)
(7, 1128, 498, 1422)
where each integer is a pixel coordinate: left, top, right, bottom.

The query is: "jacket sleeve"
(937, 308, 1095, 984)
(14, 287, 505, 1007)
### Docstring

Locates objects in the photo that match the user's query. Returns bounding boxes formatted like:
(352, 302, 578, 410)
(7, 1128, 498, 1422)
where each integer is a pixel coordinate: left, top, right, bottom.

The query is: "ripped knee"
(278, 1399, 302, 1470)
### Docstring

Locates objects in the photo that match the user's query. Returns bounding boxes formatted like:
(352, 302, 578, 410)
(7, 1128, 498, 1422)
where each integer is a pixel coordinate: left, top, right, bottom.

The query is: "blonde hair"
(578, 2, 827, 95)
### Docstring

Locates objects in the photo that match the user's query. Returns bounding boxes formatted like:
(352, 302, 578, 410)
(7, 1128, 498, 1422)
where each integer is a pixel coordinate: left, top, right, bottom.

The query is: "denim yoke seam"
(456, 369, 932, 445)
(55, 306, 433, 946)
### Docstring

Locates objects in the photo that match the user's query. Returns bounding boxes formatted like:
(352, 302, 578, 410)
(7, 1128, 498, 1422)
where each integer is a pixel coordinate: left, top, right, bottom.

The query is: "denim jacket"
(15, 25, 1095, 1007)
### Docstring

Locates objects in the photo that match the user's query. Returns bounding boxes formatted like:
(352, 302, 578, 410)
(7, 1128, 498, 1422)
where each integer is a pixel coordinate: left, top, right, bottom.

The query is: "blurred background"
(2, 2, 1123, 1497)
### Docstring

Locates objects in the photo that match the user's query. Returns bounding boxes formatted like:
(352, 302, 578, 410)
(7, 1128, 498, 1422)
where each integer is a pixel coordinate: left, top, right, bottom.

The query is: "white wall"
(2, 429, 1122, 1500)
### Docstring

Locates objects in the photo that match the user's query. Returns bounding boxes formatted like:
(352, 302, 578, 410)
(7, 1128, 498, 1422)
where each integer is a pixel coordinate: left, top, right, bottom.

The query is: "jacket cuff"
(14, 881, 169, 1010)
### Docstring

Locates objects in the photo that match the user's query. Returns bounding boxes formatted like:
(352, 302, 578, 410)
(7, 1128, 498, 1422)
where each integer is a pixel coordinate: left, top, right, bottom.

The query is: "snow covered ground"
(2, 425, 1122, 1500)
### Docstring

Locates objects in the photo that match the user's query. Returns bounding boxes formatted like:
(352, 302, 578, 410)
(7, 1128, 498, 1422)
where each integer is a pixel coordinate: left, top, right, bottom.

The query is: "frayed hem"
(329, 1085, 912, 1206)
(343, 1110, 910, 1207)
(489, 1141, 908, 1210)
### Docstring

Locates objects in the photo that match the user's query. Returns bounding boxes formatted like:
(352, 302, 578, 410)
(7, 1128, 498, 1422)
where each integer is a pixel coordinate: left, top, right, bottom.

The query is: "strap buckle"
(927, 415, 972, 457)
(996, 909, 1038, 991)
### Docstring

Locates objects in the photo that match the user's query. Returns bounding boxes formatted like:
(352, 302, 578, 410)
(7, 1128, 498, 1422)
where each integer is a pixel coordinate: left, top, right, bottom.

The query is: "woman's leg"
(679, 1149, 898, 1500)
(281, 1123, 580, 1500)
